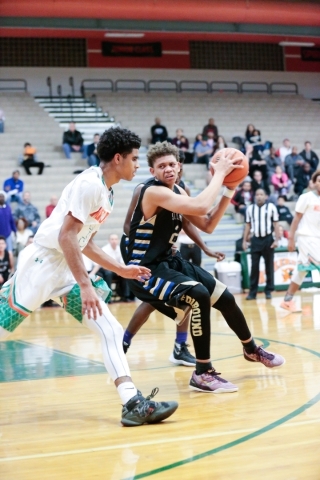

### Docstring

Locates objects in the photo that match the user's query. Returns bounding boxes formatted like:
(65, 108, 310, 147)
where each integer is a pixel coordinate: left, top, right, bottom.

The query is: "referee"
(242, 188, 280, 300)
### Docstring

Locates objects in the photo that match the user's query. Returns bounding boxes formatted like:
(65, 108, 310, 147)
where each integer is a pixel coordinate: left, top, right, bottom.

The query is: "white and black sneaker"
(169, 342, 196, 367)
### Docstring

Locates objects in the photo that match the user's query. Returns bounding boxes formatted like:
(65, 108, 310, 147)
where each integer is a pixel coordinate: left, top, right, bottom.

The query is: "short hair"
(13, 169, 20, 175)
(97, 127, 141, 163)
(312, 170, 320, 183)
(147, 141, 180, 167)
(24, 142, 31, 147)
(278, 195, 286, 201)
(0, 235, 6, 242)
(255, 188, 266, 195)
(305, 140, 311, 145)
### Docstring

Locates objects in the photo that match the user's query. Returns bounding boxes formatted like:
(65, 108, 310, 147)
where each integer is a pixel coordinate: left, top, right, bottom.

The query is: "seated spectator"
(0, 109, 5, 133)
(284, 146, 304, 182)
(294, 163, 312, 197)
(62, 122, 86, 159)
(193, 133, 202, 151)
(276, 195, 293, 225)
(271, 165, 292, 198)
(45, 195, 58, 218)
(194, 136, 212, 168)
(265, 147, 281, 181)
(277, 225, 289, 248)
(206, 131, 215, 150)
(20, 143, 45, 175)
(172, 129, 193, 163)
(0, 236, 13, 288)
(3, 170, 24, 204)
(14, 191, 41, 234)
(15, 218, 33, 257)
(231, 180, 254, 218)
(251, 169, 270, 195)
(300, 141, 319, 173)
(202, 118, 218, 141)
(150, 117, 168, 144)
(90, 233, 132, 302)
(213, 135, 227, 155)
(15, 235, 34, 270)
(277, 138, 292, 165)
(87, 133, 100, 167)
(247, 144, 268, 180)
(245, 124, 256, 143)
(0, 191, 16, 252)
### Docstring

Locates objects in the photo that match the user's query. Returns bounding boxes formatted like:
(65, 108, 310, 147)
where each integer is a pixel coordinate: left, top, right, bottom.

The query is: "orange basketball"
(211, 148, 249, 189)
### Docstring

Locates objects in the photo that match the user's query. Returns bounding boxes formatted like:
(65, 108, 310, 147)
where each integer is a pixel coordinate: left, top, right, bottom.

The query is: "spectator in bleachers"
(271, 165, 291, 199)
(0, 109, 5, 133)
(45, 195, 58, 218)
(212, 135, 227, 155)
(231, 180, 253, 219)
(14, 192, 41, 234)
(303, 179, 315, 194)
(299, 141, 319, 173)
(194, 136, 212, 168)
(0, 191, 16, 252)
(87, 133, 100, 167)
(62, 122, 86, 159)
(15, 218, 33, 257)
(265, 147, 281, 181)
(284, 146, 304, 183)
(278, 138, 292, 165)
(150, 117, 168, 144)
(251, 169, 270, 195)
(3, 170, 24, 204)
(15, 235, 34, 271)
(277, 225, 289, 248)
(276, 196, 293, 225)
(247, 144, 268, 180)
(172, 129, 193, 163)
(245, 124, 256, 143)
(193, 133, 202, 151)
(0, 236, 13, 288)
(202, 118, 218, 141)
(206, 131, 215, 150)
(294, 162, 312, 197)
(20, 143, 45, 175)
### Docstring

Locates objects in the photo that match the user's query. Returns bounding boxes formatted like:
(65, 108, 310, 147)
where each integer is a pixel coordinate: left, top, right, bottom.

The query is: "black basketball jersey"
(126, 179, 183, 266)
(0, 250, 10, 283)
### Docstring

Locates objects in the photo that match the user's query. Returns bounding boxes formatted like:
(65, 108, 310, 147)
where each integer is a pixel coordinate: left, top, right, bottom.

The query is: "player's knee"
(214, 288, 236, 312)
(182, 284, 210, 309)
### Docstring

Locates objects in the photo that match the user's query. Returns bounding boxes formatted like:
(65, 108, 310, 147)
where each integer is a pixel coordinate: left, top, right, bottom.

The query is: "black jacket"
(299, 150, 319, 173)
(63, 129, 84, 146)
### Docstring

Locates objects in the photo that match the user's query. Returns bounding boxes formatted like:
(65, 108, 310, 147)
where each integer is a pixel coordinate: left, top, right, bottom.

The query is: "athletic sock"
(117, 382, 138, 405)
(123, 329, 134, 347)
(284, 293, 294, 302)
(242, 338, 257, 354)
(175, 332, 187, 345)
(196, 361, 213, 375)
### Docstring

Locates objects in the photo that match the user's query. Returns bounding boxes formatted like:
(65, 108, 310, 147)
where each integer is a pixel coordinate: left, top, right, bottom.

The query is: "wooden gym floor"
(1, 292, 320, 480)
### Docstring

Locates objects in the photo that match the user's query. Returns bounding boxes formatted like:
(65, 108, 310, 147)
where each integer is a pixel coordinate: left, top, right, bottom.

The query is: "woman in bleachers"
(231, 180, 253, 219)
(15, 217, 33, 257)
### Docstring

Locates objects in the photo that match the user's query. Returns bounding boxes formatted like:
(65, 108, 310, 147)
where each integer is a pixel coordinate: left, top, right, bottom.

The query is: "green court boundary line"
(123, 339, 320, 480)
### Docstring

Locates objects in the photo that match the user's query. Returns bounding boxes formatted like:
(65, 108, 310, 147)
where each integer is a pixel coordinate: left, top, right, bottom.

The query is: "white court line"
(1, 418, 320, 463)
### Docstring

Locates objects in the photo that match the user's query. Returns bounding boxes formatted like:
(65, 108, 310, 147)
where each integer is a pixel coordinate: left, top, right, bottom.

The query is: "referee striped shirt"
(246, 202, 279, 237)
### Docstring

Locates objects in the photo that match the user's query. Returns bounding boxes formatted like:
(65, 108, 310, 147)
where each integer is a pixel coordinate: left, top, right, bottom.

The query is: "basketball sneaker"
(280, 300, 302, 313)
(243, 345, 285, 368)
(121, 388, 178, 427)
(169, 342, 196, 367)
(189, 369, 238, 393)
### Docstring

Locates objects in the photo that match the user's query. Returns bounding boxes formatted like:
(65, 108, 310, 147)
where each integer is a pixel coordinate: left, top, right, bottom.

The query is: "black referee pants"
(249, 234, 274, 296)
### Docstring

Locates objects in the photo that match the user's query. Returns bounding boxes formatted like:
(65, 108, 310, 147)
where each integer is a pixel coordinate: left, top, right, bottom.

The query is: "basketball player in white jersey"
(281, 170, 320, 313)
(0, 127, 178, 427)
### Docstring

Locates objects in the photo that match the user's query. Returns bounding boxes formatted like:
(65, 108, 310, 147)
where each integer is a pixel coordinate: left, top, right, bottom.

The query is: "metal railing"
(147, 80, 178, 92)
(210, 81, 240, 93)
(80, 79, 114, 97)
(270, 82, 299, 94)
(240, 82, 269, 93)
(115, 79, 147, 92)
(0, 79, 27, 91)
(179, 81, 210, 93)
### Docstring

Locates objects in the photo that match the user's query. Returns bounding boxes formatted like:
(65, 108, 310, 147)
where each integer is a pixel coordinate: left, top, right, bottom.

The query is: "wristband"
(222, 187, 235, 199)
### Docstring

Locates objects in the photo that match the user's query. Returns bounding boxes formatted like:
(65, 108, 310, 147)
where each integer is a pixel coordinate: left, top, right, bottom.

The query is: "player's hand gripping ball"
(211, 148, 249, 189)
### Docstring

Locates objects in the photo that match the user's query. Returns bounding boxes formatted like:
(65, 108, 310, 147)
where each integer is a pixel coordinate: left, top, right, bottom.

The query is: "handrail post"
(57, 85, 62, 112)
(46, 77, 52, 101)
(69, 76, 75, 98)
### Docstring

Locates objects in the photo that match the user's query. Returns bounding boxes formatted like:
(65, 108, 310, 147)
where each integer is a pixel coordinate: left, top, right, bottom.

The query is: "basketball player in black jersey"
(121, 153, 225, 367)
(124, 142, 285, 393)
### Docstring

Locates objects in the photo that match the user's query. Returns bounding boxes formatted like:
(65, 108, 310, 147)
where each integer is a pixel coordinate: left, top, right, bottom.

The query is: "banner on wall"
(301, 47, 320, 62)
(102, 42, 162, 57)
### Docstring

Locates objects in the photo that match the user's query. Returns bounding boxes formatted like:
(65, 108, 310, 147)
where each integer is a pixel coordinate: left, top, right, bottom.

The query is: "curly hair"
(312, 170, 320, 183)
(97, 127, 141, 163)
(147, 141, 180, 167)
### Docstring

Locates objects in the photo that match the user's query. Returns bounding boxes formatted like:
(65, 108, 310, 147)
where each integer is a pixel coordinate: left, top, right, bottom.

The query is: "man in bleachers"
(87, 133, 100, 166)
(202, 118, 218, 141)
(3, 170, 24, 204)
(251, 169, 270, 195)
(278, 139, 292, 165)
(14, 191, 41, 234)
(284, 146, 304, 183)
(299, 141, 319, 173)
(150, 117, 168, 144)
(294, 162, 312, 197)
(62, 122, 86, 159)
(276, 195, 293, 225)
(265, 147, 281, 182)
(194, 136, 212, 168)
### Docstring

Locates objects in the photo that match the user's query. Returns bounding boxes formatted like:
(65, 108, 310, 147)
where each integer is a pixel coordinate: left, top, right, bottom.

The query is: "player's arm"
(287, 212, 303, 251)
(58, 212, 102, 320)
(83, 236, 151, 282)
(144, 152, 241, 216)
(183, 193, 233, 233)
(182, 217, 225, 261)
(123, 184, 143, 236)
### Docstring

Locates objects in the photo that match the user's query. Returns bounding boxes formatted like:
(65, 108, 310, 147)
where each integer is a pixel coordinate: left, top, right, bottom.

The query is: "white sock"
(117, 382, 138, 405)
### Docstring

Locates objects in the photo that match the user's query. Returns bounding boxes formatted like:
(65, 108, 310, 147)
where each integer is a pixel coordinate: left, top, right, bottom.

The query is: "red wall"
(284, 47, 320, 73)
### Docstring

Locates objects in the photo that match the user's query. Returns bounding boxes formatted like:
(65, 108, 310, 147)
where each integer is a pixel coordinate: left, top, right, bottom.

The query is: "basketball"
(211, 148, 249, 189)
